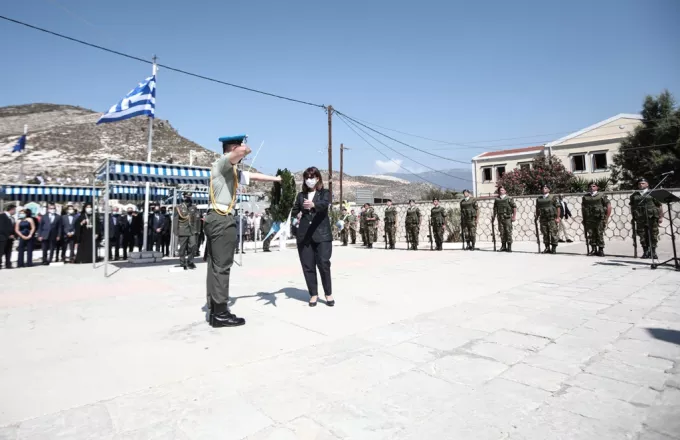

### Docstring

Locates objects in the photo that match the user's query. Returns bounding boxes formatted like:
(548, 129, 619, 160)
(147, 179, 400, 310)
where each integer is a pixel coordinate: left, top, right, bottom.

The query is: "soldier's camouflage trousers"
(262, 234, 273, 251)
(498, 217, 513, 244)
(585, 220, 606, 248)
(385, 222, 396, 246)
(635, 217, 660, 248)
(406, 224, 419, 248)
(462, 220, 476, 245)
(540, 220, 559, 247)
(340, 228, 348, 245)
(366, 225, 376, 245)
(373, 227, 378, 243)
(349, 228, 356, 244)
(360, 227, 366, 244)
(432, 223, 445, 248)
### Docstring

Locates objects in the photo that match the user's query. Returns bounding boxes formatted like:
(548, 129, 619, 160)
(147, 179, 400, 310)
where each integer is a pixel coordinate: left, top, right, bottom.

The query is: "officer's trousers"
(204, 212, 236, 312)
(178, 234, 196, 265)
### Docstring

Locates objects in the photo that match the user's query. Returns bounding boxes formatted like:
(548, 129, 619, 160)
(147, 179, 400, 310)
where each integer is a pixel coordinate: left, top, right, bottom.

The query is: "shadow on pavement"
(646, 328, 680, 346)
(210, 287, 313, 308)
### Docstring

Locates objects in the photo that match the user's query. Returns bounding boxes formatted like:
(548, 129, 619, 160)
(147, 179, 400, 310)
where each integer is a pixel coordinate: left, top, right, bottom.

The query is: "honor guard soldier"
(364, 203, 377, 248)
(260, 208, 274, 252)
(535, 184, 561, 254)
(359, 206, 367, 246)
(430, 198, 446, 250)
(205, 134, 281, 328)
(492, 186, 516, 252)
(348, 209, 358, 244)
(630, 177, 663, 259)
(174, 191, 199, 270)
(582, 181, 611, 256)
(384, 199, 397, 249)
(405, 199, 421, 250)
(460, 189, 478, 250)
(339, 207, 350, 246)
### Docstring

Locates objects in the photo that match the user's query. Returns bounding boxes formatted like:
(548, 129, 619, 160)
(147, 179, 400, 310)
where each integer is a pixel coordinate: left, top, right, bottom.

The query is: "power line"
(0, 15, 325, 109)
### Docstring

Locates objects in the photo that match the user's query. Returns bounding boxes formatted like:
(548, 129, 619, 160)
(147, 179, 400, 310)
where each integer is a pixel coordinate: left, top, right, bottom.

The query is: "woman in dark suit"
(291, 166, 334, 307)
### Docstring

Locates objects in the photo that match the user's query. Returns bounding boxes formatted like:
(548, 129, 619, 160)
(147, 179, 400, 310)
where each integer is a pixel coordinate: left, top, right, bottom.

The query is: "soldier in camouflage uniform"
(339, 207, 350, 246)
(582, 182, 612, 257)
(384, 199, 397, 249)
(492, 186, 516, 252)
(430, 198, 447, 251)
(359, 206, 367, 246)
(460, 189, 478, 250)
(405, 199, 421, 250)
(348, 209, 357, 244)
(535, 184, 561, 254)
(173, 191, 199, 269)
(372, 211, 380, 244)
(630, 177, 664, 259)
(260, 208, 273, 252)
(364, 203, 377, 249)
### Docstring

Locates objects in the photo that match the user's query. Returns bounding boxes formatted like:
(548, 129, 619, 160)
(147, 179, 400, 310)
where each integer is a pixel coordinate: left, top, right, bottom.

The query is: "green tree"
(269, 169, 296, 222)
(421, 188, 460, 201)
(496, 155, 574, 196)
(610, 90, 680, 189)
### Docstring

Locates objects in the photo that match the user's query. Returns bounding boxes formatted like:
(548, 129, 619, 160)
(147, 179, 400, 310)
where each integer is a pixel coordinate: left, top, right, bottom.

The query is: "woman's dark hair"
(81, 203, 92, 215)
(23, 208, 32, 217)
(302, 166, 324, 192)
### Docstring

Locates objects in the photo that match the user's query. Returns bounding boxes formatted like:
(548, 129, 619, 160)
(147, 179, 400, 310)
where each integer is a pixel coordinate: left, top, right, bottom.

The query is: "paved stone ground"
(0, 239, 679, 440)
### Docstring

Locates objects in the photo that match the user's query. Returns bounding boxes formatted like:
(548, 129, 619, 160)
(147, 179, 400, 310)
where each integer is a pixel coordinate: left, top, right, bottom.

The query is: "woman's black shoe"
(309, 296, 318, 307)
(325, 296, 335, 307)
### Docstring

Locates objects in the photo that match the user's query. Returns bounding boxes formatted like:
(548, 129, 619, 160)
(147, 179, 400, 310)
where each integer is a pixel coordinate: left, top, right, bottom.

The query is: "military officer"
(364, 203, 377, 248)
(492, 186, 516, 252)
(260, 208, 273, 252)
(359, 206, 367, 246)
(348, 209, 358, 244)
(174, 191, 199, 270)
(630, 177, 664, 259)
(430, 198, 447, 251)
(460, 189, 478, 250)
(535, 184, 561, 254)
(339, 207, 350, 246)
(205, 134, 281, 328)
(405, 199, 421, 250)
(384, 199, 397, 249)
(581, 181, 612, 257)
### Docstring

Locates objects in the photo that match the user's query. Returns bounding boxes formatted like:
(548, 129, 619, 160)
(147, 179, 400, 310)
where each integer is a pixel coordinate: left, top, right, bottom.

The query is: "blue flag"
(97, 75, 156, 124)
(11, 135, 26, 153)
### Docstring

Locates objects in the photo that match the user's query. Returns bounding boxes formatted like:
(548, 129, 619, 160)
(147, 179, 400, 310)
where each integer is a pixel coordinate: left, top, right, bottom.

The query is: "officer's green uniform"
(384, 205, 397, 249)
(493, 196, 516, 251)
(405, 206, 421, 250)
(260, 212, 273, 251)
(205, 151, 245, 320)
(348, 214, 357, 244)
(431, 206, 446, 250)
(372, 213, 380, 243)
(582, 192, 610, 256)
(360, 211, 367, 246)
(536, 194, 560, 253)
(340, 213, 350, 246)
(174, 199, 199, 267)
(630, 190, 662, 258)
(365, 207, 377, 248)
(460, 197, 478, 250)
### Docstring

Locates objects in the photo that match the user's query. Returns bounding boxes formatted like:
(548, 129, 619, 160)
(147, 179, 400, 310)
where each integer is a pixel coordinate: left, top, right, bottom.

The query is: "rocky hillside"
(0, 103, 221, 184)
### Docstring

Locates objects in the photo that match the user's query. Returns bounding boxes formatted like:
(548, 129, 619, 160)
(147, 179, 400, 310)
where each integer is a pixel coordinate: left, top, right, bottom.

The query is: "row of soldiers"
(337, 177, 665, 257)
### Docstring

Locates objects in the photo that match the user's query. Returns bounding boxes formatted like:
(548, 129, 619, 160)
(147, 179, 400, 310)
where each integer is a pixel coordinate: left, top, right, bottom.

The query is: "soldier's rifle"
(460, 209, 466, 250)
(533, 215, 541, 253)
(583, 208, 590, 256)
(631, 210, 638, 258)
(384, 220, 388, 249)
(428, 218, 433, 250)
(491, 215, 497, 252)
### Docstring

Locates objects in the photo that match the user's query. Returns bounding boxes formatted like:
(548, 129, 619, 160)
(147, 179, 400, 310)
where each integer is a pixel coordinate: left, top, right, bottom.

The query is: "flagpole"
(19, 124, 27, 182)
(142, 56, 157, 252)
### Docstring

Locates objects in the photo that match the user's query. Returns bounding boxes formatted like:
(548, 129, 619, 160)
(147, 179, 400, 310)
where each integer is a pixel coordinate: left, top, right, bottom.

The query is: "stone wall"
(357, 189, 680, 245)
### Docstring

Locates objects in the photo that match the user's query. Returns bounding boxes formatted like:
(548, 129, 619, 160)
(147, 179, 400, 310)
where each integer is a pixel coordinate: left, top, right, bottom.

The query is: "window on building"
(519, 163, 531, 171)
(482, 167, 492, 182)
(572, 155, 586, 172)
(496, 166, 506, 179)
(592, 152, 608, 171)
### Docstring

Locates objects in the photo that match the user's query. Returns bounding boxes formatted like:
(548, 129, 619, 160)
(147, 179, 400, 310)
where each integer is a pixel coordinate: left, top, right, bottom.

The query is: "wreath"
(269, 168, 296, 223)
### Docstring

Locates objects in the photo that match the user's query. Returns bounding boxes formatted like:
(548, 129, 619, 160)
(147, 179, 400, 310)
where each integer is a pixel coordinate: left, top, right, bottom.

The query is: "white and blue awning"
(109, 185, 175, 201)
(97, 160, 211, 185)
(0, 184, 101, 203)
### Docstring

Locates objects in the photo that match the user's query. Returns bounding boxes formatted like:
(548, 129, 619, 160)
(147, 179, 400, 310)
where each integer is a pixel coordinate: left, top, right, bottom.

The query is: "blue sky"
(1, 0, 679, 178)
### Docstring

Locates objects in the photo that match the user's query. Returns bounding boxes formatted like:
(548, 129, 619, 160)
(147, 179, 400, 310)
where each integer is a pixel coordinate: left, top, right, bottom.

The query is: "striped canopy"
(0, 184, 100, 203)
(162, 192, 251, 205)
(96, 160, 211, 185)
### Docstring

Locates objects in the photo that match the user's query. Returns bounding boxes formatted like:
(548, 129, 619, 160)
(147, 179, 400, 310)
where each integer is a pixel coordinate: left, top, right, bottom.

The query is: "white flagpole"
(142, 56, 158, 252)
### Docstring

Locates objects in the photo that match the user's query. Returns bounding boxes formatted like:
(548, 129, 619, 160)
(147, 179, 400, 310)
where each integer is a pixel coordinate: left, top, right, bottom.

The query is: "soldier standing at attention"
(348, 209, 357, 244)
(430, 198, 447, 251)
(492, 186, 516, 252)
(174, 192, 199, 270)
(630, 177, 663, 259)
(582, 181, 612, 257)
(384, 199, 397, 249)
(535, 184, 561, 254)
(359, 206, 367, 246)
(460, 189, 478, 250)
(205, 135, 281, 328)
(339, 207, 350, 246)
(260, 208, 273, 252)
(405, 199, 421, 250)
(364, 203, 377, 249)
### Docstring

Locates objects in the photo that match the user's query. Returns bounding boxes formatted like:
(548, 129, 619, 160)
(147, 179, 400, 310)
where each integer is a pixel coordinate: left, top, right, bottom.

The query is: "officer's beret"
(182, 191, 192, 197)
(542, 183, 550, 189)
(463, 189, 471, 193)
(433, 198, 439, 202)
(219, 134, 248, 145)
(638, 177, 648, 183)
(588, 181, 597, 186)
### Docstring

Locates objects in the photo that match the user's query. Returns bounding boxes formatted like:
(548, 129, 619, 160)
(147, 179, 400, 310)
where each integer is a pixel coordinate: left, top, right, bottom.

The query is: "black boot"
(210, 303, 245, 328)
(651, 248, 658, 259)
(597, 247, 605, 257)
(543, 246, 551, 254)
(550, 245, 557, 254)
(506, 243, 512, 253)
(641, 247, 650, 259)
(188, 262, 197, 269)
(470, 242, 475, 251)
(499, 243, 507, 252)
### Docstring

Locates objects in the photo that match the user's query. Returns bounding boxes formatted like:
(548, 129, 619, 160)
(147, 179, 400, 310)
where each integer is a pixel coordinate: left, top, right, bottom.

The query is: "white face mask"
(86, 208, 93, 214)
(305, 178, 317, 188)
(67, 210, 74, 215)
(48, 209, 56, 214)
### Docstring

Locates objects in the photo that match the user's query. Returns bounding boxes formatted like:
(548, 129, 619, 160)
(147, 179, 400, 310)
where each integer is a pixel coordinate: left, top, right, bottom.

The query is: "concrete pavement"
(0, 240, 679, 439)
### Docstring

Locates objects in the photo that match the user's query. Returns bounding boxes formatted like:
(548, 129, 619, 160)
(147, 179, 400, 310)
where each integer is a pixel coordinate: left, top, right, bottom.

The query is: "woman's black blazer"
(291, 188, 332, 244)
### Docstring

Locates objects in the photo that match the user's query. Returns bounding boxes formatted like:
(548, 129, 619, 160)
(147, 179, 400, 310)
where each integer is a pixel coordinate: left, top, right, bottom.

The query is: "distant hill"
(386, 168, 473, 191)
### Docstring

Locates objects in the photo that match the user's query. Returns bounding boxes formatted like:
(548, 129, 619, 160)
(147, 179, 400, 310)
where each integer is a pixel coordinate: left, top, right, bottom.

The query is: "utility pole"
(327, 105, 333, 206)
(340, 144, 350, 208)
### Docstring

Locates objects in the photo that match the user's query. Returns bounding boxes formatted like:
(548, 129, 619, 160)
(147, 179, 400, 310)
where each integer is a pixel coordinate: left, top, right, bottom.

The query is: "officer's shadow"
(201, 288, 311, 316)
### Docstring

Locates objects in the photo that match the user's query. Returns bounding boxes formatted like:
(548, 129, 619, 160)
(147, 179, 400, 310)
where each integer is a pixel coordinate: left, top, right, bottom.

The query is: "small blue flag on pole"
(11, 135, 26, 153)
(97, 75, 156, 124)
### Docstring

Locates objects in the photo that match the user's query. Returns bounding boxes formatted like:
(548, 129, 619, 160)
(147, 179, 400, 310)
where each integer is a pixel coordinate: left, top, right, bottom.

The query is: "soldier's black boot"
(499, 243, 507, 252)
(210, 303, 245, 328)
(550, 245, 557, 254)
(597, 247, 605, 257)
(188, 262, 197, 269)
(506, 243, 512, 253)
(641, 247, 650, 259)
(543, 246, 551, 254)
(651, 248, 658, 259)
(470, 241, 476, 251)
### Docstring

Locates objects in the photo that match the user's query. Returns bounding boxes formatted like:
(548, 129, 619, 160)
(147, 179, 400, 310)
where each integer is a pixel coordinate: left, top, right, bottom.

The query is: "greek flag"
(8, 135, 26, 153)
(97, 75, 156, 124)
